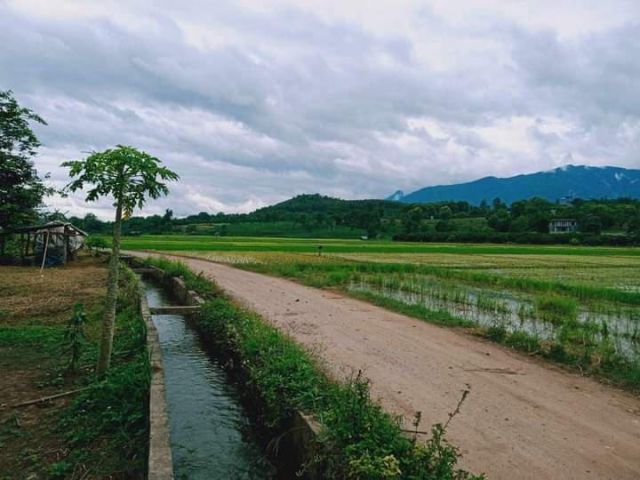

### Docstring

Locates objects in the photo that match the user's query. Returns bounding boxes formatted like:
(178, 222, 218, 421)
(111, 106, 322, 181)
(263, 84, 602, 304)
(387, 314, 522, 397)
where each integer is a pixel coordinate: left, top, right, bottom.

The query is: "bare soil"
(140, 253, 640, 480)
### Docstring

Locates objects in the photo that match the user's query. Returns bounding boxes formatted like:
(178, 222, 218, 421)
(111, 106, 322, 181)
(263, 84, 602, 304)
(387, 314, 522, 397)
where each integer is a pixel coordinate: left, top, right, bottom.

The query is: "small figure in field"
(317, 245, 323, 257)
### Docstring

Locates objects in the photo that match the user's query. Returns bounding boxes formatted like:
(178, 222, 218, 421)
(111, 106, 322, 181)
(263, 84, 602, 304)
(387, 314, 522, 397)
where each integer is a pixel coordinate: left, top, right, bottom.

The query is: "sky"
(2, 0, 639, 219)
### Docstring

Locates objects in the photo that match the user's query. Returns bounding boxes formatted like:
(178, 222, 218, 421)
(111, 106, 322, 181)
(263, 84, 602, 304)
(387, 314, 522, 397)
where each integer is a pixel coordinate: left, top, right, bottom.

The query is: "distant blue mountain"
(390, 165, 640, 204)
(386, 190, 405, 201)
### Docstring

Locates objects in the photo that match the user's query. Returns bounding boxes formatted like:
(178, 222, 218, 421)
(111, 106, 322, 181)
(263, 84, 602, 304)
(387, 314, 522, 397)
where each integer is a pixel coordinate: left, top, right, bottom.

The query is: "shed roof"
(2, 222, 88, 236)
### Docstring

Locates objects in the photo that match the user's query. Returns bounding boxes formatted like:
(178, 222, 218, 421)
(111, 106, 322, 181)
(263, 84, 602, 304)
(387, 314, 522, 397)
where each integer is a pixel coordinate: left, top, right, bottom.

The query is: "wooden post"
(63, 231, 69, 264)
(20, 233, 25, 262)
(25, 233, 31, 258)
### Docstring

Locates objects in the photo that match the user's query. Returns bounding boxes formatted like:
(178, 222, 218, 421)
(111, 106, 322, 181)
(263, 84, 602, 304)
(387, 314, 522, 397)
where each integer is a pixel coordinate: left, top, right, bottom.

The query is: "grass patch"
(117, 234, 640, 256)
(141, 256, 220, 297)
(55, 267, 150, 478)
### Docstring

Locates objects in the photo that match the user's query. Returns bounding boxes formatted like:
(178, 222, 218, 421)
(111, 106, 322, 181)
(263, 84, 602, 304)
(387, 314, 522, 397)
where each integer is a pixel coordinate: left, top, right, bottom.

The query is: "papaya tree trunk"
(96, 200, 123, 377)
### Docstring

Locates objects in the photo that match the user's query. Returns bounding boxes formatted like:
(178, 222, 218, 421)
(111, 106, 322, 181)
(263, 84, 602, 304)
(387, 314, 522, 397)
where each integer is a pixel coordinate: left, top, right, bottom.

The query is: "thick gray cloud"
(1, 0, 639, 219)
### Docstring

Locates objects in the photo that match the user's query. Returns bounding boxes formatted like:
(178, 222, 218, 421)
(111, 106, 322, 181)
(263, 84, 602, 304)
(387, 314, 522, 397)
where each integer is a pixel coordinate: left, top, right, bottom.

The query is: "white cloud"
(1, 0, 639, 219)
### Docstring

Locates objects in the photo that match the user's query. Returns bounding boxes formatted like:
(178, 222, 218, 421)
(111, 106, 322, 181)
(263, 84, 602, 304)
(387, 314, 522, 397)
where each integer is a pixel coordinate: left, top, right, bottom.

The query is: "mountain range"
(388, 165, 640, 204)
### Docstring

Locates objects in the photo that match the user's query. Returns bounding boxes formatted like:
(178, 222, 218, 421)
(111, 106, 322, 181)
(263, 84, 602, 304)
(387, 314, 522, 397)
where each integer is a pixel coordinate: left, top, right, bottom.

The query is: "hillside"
(391, 165, 640, 204)
(251, 194, 402, 219)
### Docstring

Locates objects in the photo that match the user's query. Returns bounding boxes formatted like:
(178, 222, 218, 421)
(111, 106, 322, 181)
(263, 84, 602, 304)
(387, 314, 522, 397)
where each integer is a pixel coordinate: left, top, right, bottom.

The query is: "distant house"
(549, 218, 578, 234)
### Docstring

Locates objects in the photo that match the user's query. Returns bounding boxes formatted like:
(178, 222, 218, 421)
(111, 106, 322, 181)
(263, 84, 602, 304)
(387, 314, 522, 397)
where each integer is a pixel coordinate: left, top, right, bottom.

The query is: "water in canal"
(143, 280, 276, 480)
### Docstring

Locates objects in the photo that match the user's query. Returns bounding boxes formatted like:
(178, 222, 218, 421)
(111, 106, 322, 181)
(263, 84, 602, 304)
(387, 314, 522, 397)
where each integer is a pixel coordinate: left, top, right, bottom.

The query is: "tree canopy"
(0, 90, 51, 230)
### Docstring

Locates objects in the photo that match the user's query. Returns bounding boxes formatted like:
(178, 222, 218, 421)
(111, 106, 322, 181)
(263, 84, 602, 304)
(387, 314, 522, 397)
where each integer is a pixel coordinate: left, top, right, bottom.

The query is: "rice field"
(124, 234, 640, 388)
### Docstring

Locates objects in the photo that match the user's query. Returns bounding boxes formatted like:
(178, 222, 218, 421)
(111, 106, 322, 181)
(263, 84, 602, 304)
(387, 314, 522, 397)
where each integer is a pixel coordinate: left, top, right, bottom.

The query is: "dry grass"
(0, 255, 108, 325)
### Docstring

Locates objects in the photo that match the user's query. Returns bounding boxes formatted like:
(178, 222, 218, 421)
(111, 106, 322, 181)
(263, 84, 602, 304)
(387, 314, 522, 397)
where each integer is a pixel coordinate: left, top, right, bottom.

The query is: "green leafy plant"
(64, 303, 87, 373)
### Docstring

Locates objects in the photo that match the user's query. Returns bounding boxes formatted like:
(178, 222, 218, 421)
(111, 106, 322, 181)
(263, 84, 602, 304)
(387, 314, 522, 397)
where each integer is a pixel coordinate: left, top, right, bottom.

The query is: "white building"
(549, 218, 578, 234)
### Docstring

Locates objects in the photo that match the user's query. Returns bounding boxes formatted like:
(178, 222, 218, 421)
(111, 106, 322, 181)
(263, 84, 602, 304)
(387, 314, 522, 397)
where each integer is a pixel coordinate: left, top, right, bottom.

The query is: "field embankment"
(132, 251, 640, 480)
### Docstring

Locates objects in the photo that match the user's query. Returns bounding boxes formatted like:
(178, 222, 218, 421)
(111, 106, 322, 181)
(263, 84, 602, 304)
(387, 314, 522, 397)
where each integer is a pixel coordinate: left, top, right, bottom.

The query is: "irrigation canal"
(142, 279, 276, 479)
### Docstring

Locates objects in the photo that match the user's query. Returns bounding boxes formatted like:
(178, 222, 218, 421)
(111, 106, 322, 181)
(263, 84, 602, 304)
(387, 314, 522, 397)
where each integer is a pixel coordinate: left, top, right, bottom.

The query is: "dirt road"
(135, 253, 640, 479)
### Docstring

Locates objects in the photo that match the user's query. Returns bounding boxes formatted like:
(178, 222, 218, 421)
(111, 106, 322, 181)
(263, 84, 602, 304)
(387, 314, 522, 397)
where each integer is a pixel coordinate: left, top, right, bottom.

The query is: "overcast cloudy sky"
(2, 0, 639, 219)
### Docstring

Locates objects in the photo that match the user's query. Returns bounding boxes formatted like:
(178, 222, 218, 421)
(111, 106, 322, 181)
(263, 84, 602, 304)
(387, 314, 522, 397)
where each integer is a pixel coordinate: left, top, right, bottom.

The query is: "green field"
(120, 234, 640, 256)
(122, 234, 640, 389)
(176, 220, 368, 238)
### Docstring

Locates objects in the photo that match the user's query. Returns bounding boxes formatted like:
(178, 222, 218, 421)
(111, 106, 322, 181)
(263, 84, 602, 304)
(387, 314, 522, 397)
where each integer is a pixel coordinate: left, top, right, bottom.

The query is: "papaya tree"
(63, 146, 178, 376)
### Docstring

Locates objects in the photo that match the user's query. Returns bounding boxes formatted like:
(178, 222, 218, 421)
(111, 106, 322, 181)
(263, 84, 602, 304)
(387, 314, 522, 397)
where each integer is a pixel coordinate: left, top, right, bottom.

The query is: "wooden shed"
(0, 222, 88, 266)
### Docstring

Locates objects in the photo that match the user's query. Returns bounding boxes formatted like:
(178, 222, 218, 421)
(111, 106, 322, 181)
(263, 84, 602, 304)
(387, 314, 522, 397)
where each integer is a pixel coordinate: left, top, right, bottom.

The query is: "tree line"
(62, 193, 640, 245)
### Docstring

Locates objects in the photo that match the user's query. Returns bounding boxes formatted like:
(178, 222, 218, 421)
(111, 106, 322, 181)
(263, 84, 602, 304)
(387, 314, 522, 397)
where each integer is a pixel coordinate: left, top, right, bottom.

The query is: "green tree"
(0, 90, 51, 231)
(63, 146, 178, 376)
(487, 209, 511, 232)
(438, 205, 452, 220)
(581, 214, 602, 234)
(627, 213, 640, 238)
(402, 206, 423, 233)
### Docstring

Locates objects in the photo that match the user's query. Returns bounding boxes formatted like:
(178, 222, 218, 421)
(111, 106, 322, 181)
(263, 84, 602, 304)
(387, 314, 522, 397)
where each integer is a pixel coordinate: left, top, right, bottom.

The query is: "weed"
(63, 303, 87, 373)
(505, 331, 540, 353)
(486, 324, 507, 342)
(142, 257, 220, 298)
(47, 460, 72, 479)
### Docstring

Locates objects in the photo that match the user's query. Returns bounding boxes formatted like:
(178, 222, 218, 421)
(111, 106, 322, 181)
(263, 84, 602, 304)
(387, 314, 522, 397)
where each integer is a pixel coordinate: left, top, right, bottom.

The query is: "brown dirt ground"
(0, 254, 107, 479)
(0, 255, 108, 325)
(136, 252, 640, 480)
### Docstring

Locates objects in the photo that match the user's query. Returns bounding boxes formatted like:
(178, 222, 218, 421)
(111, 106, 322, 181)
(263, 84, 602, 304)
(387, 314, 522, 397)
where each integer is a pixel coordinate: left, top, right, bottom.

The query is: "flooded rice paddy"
(348, 274, 640, 361)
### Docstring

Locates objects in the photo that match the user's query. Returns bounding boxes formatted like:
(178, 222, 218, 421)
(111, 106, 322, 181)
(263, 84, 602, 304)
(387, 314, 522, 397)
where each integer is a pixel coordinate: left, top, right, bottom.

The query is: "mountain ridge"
(388, 165, 640, 204)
